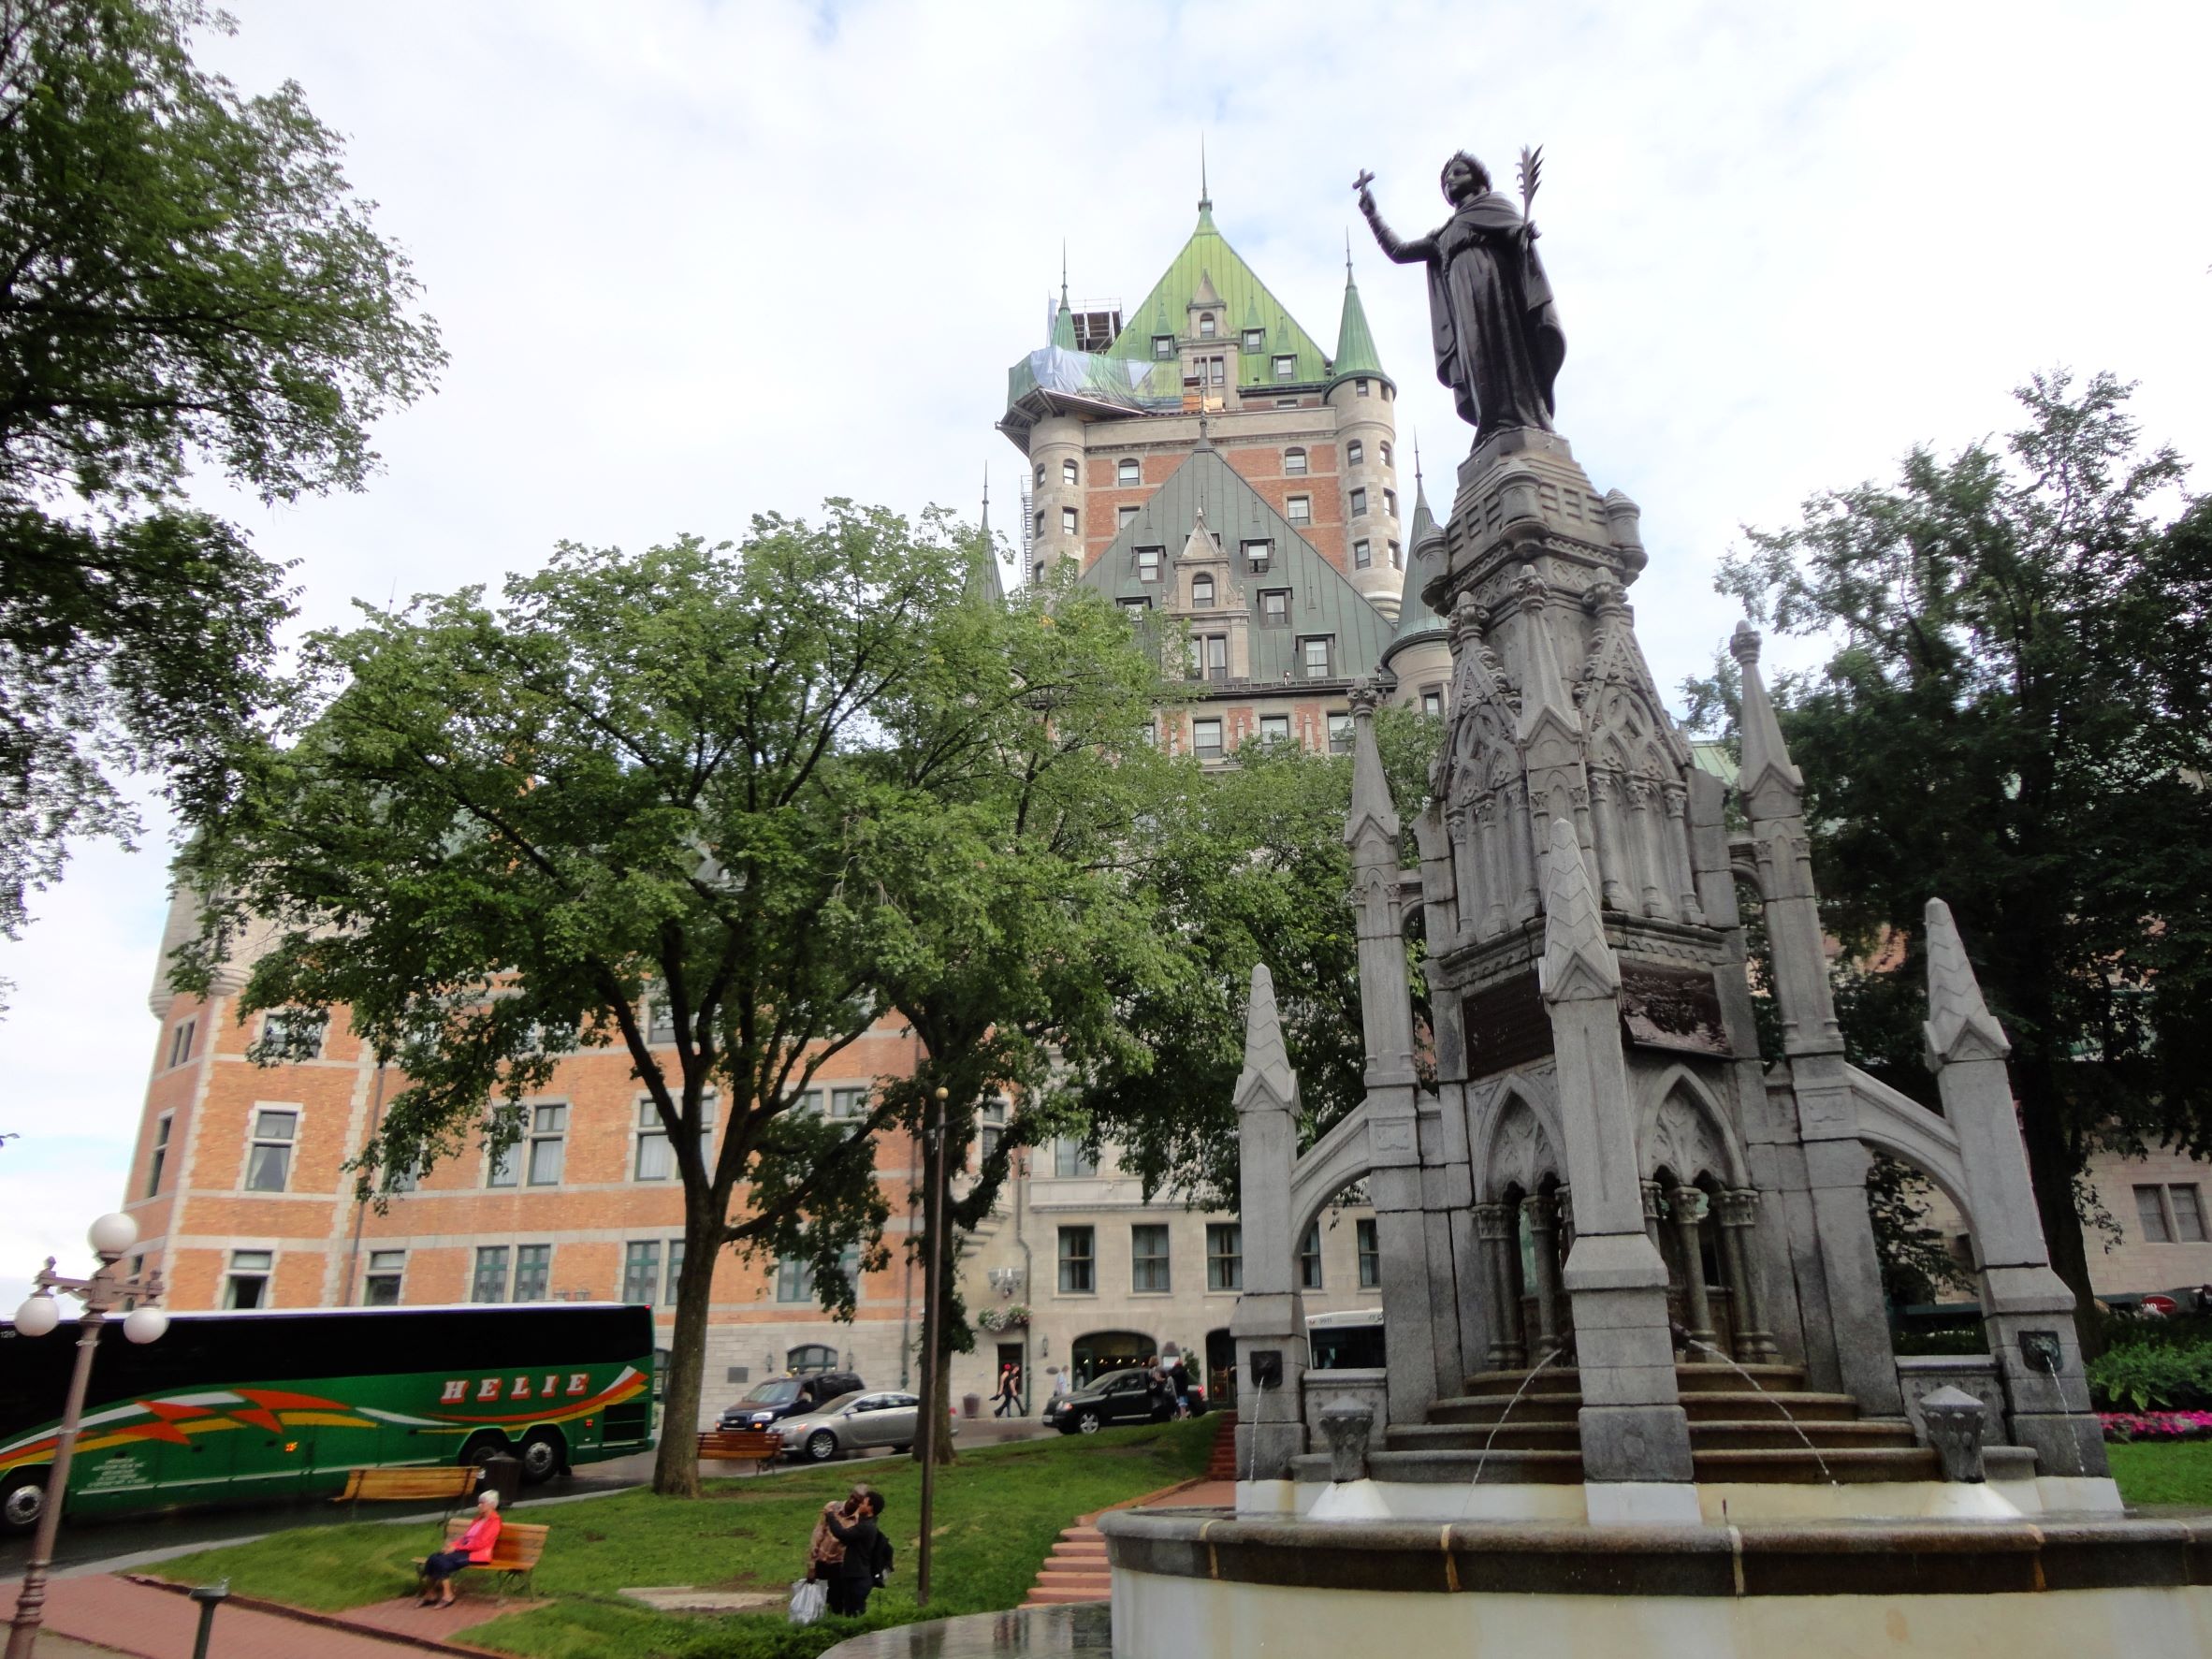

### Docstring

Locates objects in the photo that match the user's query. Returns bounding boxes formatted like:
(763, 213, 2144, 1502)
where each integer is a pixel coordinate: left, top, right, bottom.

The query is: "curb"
(124, 1574, 516, 1659)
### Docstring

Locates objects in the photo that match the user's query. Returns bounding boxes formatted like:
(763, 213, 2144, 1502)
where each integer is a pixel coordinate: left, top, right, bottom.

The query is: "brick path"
(6, 1575, 471, 1659)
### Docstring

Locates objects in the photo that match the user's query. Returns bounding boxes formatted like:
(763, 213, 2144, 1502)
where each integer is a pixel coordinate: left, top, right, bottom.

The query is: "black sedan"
(1044, 1368, 1195, 1434)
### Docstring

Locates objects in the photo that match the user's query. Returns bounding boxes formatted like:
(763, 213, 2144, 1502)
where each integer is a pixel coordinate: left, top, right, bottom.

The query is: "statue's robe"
(1423, 192, 1565, 442)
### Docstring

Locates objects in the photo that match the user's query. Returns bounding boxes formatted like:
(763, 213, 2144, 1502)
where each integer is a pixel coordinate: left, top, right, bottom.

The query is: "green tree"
(1714, 371, 2212, 1351)
(0, 0, 443, 967)
(174, 506, 969, 1498)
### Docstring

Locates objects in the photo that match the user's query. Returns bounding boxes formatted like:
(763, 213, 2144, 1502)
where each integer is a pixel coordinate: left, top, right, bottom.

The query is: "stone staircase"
(1024, 1518, 1111, 1606)
(1297, 1362, 2035, 1486)
(1206, 1411, 1239, 1479)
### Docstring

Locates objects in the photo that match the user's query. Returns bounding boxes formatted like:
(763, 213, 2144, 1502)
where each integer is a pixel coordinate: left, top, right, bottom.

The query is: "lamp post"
(916, 1084, 949, 1608)
(7, 1213, 167, 1659)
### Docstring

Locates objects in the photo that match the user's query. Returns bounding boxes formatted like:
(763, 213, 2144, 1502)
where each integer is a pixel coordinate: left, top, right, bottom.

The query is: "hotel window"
(1117, 458, 1141, 485)
(1349, 488, 1368, 517)
(362, 1249, 405, 1306)
(1328, 712, 1354, 753)
(525, 1103, 567, 1186)
(648, 999, 678, 1044)
(1131, 1225, 1171, 1293)
(147, 1114, 172, 1198)
(1190, 634, 1227, 683)
(1054, 1138, 1099, 1178)
(1206, 1224, 1243, 1291)
(1191, 573, 1215, 606)
(1199, 313, 1216, 337)
(1058, 1226, 1096, 1293)
(1192, 717, 1224, 759)
(1275, 397, 1299, 408)
(1283, 446, 1307, 475)
(1381, 441, 1393, 467)
(1259, 589, 1289, 626)
(1421, 687, 1444, 718)
(623, 1240, 662, 1306)
(1302, 636, 1334, 679)
(258, 1008, 324, 1059)
(978, 1098, 1008, 1162)
(1385, 488, 1398, 517)
(1034, 510, 1045, 539)
(225, 1249, 273, 1309)
(1273, 355, 1296, 381)
(1346, 440, 1363, 466)
(1243, 327, 1264, 351)
(831, 1086, 868, 1120)
(1299, 1220, 1324, 1289)
(664, 1239, 687, 1302)
(487, 1128, 519, 1187)
(1357, 1218, 1380, 1288)
(1287, 497, 1311, 526)
(1119, 597, 1152, 615)
(167, 1018, 196, 1069)
(1119, 504, 1138, 529)
(1258, 714, 1290, 745)
(512, 1244, 552, 1302)
(1244, 539, 1273, 574)
(1356, 377, 1371, 396)
(1390, 540, 1403, 569)
(2135, 1184, 2209, 1244)
(1061, 506, 1078, 535)
(774, 1245, 857, 1303)
(471, 1245, 511, 1303)
(1207, 356, 1226, 386)
(244, 1107, 298, 1192)
(1153, 334, 1174, 358)
(1136, 545, 1162, 582)
(1353, 538, 1372, 569)
(1035, 463, 1046, 486)
(1062, 458, 1079, 485)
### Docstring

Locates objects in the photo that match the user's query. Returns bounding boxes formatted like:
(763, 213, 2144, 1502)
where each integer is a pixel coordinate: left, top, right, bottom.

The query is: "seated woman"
(420, 1489, 502, 1608)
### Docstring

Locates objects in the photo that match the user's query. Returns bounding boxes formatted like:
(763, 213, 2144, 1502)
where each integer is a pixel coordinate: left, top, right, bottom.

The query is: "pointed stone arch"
(1470, 1076, 1565, 1203)
(1636, 1063, 1750, 1188)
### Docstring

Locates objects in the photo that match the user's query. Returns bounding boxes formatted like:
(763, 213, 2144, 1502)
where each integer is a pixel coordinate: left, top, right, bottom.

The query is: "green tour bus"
(0, 1302, 655, 1533)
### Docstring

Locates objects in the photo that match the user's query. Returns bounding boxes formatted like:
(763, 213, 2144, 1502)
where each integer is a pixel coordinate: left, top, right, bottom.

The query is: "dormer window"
(1243, 539, 1273, 574)
(1118, 458, 1140, 485)
(1199, 313, 1217, 338)
(1284, 446, 1307, 476)
(1346, 440, 1364, 466)
(1243, 328, 1263, 351)
(1273, 355, 1296, 382)
(1192, 573, 1215, 607)
(1259, 589, 1289, 626)
(1153, 335, 1174, 359)
(1135, 546, 1163, 583)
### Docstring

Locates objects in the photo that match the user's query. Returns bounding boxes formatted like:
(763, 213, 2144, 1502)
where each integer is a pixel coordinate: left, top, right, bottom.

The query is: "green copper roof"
(1080, 445, 1393, 685)
(1101, 207, 1333, 393)
(1384, 475, 1445, 662)
(1329, 262, 1388, 389)
(1052, 288, 1078, 350)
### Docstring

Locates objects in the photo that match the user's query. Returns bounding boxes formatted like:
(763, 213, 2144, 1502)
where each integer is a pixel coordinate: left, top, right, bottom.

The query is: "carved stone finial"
(1345, 681, 1402, 850)
(1514, 563, 1548, 612)
(1918, 1385, 1988, 1483)
(1731, 621, 1802, 806)
(1923, 898, 2013, 1068)
(1537, 819, 1621, 1003)
(1729, 620, 1762, 667)
(1449, 591, 1483, 648)
(1234, 963, 1298, 1115)
(1581, 579, 1625, 616)
(1347, 679, 1384, 718)
(1318, 1400, 1375, 1483)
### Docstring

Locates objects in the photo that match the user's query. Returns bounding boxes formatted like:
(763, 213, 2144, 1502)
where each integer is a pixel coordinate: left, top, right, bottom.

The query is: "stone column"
(1475, 1202, 1516, 1367)
(1587, 769, 1636, 912)
(1522, 1192, 1564, 1361)
(1228, 965, 1308, 1489)
(1671, 1187, 1718, 1352)
(1448, 803, 1482, 941)
(1505, 779, 1540, 924)
(1626, 776, 1670, 920)
(1662, 781, 1706, 925)
(1640, 1181, 1666, 1254)
(1535, 819, 1694, 1487)
(1922, 898, 2108, 1477)
(1717, 1189, 1777, 1361)
(1475, 796, 1509, 938)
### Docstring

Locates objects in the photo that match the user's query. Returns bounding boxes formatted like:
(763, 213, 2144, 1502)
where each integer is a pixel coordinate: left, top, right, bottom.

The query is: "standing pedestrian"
(993, 1363, 1019, 1418)
(822, 1490, 890, 1617)
(807, 1483, 872, 1609)
(1168, 1354, 1193, 1419)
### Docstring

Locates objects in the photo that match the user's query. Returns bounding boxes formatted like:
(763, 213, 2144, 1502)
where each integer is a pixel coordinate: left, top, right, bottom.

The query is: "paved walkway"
(5, 1575, 475, 1659)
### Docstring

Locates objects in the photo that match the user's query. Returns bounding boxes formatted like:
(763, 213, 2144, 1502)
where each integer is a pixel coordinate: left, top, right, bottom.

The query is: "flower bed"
(2101, 1410, 2212, 1442)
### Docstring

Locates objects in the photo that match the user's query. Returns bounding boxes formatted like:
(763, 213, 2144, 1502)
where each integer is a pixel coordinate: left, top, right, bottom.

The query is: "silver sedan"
(778, 1390, 958, 1463)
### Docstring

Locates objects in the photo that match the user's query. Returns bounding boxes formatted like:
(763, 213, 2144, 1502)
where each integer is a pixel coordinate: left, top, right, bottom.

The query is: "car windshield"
(740, 1379, 802, 1405)
(812, 1391, 865, 1415)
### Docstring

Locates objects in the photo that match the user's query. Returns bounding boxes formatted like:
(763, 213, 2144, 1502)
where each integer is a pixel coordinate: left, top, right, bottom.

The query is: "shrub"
(2087, 1341, 2212, 1411)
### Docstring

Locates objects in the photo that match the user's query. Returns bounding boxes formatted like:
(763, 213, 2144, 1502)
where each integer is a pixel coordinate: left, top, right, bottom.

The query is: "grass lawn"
(149, 1417, 1213, 1659)
(2108, 1439, 2212, 1506)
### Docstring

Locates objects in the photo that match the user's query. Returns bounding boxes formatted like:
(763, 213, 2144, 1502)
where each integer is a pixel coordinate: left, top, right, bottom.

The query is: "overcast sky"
(3, 0, 2207, 1302)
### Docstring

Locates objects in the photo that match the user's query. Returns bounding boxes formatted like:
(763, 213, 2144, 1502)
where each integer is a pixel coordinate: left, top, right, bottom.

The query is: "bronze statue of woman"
(1358, 152, 1564, 445)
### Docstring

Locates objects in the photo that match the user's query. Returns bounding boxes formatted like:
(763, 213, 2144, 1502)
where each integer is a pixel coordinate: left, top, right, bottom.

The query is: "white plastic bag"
(788, 1578, 827, 1625)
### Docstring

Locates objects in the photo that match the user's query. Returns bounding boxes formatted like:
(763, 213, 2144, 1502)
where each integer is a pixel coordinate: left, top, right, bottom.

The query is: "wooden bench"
(696, 1428, 783, 1472)
(333, 1464, 479, 1521)
(414, 1518, 550, 1596)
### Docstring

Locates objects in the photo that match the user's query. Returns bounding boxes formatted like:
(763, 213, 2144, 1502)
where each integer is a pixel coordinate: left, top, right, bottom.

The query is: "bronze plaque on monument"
(1619, 962, 1730, 1056)
(1462, 972, 1553, 1080)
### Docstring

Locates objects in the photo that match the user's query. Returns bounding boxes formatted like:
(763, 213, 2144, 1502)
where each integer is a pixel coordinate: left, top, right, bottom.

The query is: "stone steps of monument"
(1692, 1445, 1943, 1484)
(1428, 1388, 1866, 1428)
(1461, 1361, 1809, 1397)
(1386, 1416, 1917, 1456)
(1291, 1447, 1589, 1486)
(1387, 1420, 1581, 1453)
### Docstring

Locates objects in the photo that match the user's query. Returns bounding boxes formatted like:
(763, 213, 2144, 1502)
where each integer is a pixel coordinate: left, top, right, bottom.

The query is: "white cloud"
(2, 0, 2206, 1267)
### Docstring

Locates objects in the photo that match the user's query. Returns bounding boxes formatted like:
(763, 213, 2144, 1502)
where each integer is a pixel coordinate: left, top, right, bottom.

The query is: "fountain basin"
(1101, 1507, 2212, 1659)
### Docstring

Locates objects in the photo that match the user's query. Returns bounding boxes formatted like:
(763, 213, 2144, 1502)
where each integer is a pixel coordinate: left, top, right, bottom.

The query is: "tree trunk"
(651, 1209, 721, 1497)
(2016, 1057, 2103, 1360)
(931, 1333, 959, 1465)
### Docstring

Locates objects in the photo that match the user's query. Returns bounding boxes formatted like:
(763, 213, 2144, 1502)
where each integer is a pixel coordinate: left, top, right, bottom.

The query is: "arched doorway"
(787, 1342, 839, 1375)
(1070, 1330, 1154, 1388)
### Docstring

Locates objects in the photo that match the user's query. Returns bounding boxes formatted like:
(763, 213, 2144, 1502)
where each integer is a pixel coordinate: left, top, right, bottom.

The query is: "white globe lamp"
(123, 1305, 169, 1345)
(13, 1293, 60, 1337)
(87, 1213, 138, 1258)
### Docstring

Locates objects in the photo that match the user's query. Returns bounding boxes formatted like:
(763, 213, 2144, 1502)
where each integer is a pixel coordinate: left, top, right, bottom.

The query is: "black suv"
(1044, 1368, 1196, 1434)
(720, 1371, 865, 1433)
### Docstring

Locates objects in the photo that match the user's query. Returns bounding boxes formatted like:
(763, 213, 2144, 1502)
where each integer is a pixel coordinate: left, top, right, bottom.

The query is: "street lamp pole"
(7, 1214, 167, 1659)
(916, 1084, 948, 1609)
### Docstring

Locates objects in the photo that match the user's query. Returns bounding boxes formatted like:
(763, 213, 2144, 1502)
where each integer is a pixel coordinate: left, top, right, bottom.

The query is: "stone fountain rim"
(1098, 1506, 2212, 1598)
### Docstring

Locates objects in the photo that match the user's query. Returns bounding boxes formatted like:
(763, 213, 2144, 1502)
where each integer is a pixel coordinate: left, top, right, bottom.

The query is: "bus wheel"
(458, 1431, 510, 1473)
(518, 1430, 565, 1485)
(1, 1471, 47, 1535)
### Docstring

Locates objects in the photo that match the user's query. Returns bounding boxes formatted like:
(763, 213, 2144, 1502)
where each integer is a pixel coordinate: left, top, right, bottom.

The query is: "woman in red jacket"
(420, 1490, 503, 1608)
